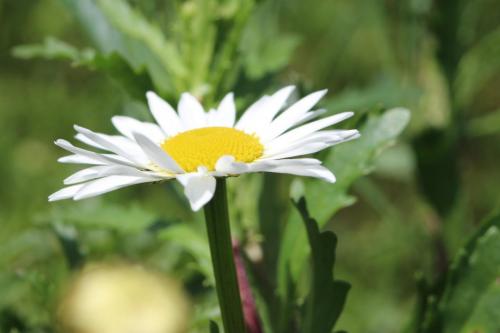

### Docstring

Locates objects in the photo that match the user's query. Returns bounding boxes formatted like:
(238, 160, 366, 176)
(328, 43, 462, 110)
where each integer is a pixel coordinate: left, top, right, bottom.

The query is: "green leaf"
(239, 1, 300, 80)
(47, 201, 156, 233)
(12, 37, 95, 63)
(415, 214, 500, 333)
(12, 37, 153, 99)
(209, 0, 254, 101)
(209, 320, 220, 333)
(173, 0, 218, 99)
(308, 107, 411, 225)
(276, 107, 410, 318)
(412, 128, 459, 217)
(467, 107, 500, 137)
(439, 214, 500, 333)
(60, 0, 185, 96)
(293, 198, 350, 333)
(324, 78, 420, 115)
(258, 174, 292, 290)
(460, 282, 500, 333)
(158, 224, 214, 285)
(455, 26, 500, 108)
(95, 0, 186, 79)
(52, 223, 84, 269)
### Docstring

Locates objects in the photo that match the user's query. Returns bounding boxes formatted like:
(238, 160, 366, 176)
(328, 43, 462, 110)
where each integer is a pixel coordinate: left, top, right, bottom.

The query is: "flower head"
(49, 86, 359, 210)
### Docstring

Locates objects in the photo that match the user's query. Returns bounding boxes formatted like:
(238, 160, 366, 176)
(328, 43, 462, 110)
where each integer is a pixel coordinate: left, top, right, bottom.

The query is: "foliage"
(1, 0, 500, 332)
(278, 107, 411, 291)
(12, 37, 154, 99)
(415, 214, 500, 333)
(293, 198, 350, 333)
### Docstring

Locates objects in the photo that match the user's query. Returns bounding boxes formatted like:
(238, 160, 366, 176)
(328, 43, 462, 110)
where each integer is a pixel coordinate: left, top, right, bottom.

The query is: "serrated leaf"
(12, 37, 95, 63)
(12, 37, 153, 99)
(276, 108, 410, 321)
(293, 198, 350, 333)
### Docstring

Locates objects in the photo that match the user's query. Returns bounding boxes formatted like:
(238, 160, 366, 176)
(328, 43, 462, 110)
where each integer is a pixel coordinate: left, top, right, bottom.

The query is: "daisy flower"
(49, 86, 359, 211)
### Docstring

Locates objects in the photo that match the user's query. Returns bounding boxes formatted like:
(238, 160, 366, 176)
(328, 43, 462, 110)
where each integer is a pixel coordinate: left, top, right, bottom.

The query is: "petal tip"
(48, 193, 64, 202)
(326, 176, 337, 184)
(190, 202, 204, 212)
(54, 139, 68, 146)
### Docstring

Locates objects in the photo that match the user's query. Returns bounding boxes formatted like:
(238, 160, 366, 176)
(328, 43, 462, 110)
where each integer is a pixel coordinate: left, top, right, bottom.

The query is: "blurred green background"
(1, 0, 499, 332)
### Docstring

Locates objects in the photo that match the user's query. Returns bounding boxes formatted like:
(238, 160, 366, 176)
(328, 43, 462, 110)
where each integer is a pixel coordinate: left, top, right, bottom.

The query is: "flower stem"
(204, 178, 246, 333)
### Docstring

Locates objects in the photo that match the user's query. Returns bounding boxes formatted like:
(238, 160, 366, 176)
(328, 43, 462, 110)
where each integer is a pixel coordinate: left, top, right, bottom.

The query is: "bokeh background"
(1, 0, 499, 332)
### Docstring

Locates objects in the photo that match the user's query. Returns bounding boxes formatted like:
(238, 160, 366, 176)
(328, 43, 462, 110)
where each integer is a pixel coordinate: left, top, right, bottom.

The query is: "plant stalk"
(204, 178, 246, 333)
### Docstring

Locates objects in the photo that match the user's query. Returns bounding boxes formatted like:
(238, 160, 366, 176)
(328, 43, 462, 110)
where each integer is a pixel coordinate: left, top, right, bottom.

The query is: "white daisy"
(49, 86, 359, 211)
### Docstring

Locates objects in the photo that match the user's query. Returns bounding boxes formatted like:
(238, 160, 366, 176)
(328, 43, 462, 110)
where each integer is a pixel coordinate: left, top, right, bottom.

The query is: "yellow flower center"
(161, 127, 264, 172)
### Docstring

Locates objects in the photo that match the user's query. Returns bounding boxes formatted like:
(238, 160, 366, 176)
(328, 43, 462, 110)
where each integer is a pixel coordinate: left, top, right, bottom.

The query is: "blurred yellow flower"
(57, 263, 190, 333)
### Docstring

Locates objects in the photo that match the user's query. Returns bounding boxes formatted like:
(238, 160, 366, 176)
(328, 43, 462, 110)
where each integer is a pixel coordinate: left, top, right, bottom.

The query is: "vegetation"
(1, 0, 499, 332)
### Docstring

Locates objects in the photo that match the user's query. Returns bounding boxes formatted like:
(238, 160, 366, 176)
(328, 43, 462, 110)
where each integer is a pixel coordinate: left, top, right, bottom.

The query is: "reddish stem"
(233, 240, 263, 333)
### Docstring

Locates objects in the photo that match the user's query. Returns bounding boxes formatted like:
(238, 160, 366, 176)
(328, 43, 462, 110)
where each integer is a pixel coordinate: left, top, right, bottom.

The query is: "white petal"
(235, 95, 270, 132)
(236, 86, 295, 134)
(266, 112, 354, 149)
(256, 86, 295, 127)
(215, 92, 236, 127)
(74, 125, 146, 166)
(273, 165, 336, 183)
(73, 175, 159, 200)
(64, 165, 161, 185)
(267, 86, 296, 115)
(146, 91, 184, 136)
(111, 116, 165, 143)
(264, 129, 360, 159)
(64, 166, 110, 185)
(250, 162, 336, 183)
(260, 89, 327, 142)
(133, 133, 184, 173)
(292, 109, 327, 127)
(264, 143, 331, 160)
(206, 109, 219, 127)
(55, 139, 136, 167)
(77, 133, 143, 152)
(215, 155, 249, 174)
(176, 172, 216, 211)
(48, 184, 86, 201)
(75, 133, 147, 162)
(249, 158, 322, 172)
(75, 133, 106, 149)
(266, 158, 322, 166)
(58, 154, 107, 165)
(178, 93, 206, 129)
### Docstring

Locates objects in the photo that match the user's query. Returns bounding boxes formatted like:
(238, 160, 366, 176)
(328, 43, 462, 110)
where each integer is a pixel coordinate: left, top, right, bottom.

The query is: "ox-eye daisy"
(49, 86, 359, 211)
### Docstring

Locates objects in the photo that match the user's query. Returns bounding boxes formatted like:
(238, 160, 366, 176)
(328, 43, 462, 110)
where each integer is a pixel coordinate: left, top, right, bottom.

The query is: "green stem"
(204, 178, 246, 333)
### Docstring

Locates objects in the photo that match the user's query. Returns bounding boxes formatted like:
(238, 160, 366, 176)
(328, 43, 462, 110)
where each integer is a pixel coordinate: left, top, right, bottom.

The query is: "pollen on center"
(161, 127, 264, 172)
